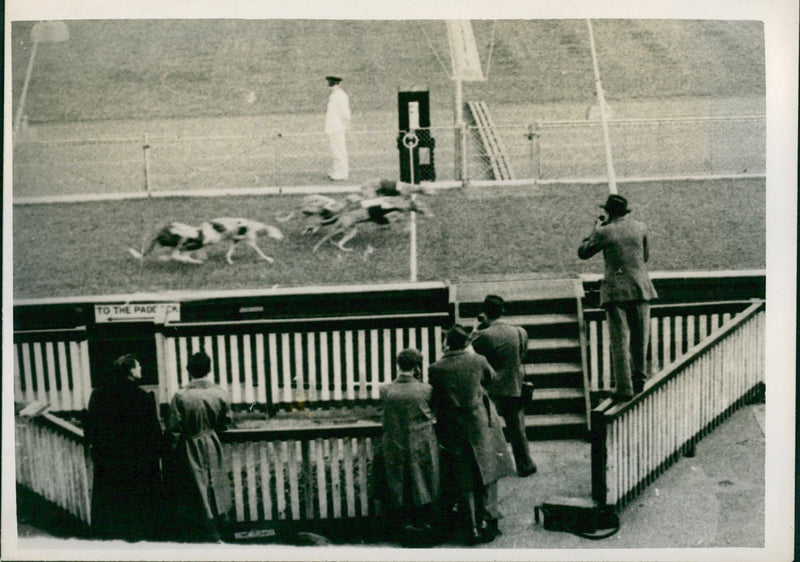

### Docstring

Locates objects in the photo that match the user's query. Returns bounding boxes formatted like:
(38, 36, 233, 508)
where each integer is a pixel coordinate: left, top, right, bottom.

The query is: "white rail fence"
(13, 115, 764, 199)
(591, 301, 765, 509)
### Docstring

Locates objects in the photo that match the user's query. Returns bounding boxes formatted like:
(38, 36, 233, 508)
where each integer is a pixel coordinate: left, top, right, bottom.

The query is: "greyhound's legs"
(171, 238, 204, 264)
(245, 241, 274, 264)
(313, 228, 342, 252)
(334, 227, 359, 252)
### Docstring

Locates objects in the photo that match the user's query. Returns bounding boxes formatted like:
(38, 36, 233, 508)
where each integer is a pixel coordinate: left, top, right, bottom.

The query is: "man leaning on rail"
(578, 194, 658, 401)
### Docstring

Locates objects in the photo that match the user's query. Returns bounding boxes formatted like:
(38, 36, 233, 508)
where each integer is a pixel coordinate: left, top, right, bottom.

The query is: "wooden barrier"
(591, 301, 765, 509)
(584, 300, 754, 393)
(13, 328, 92, 412)
(157, 314, 446, 410)
(14, 411, 92, 525)
(14, 409, 382, 527)
(223, 425, 380, 523)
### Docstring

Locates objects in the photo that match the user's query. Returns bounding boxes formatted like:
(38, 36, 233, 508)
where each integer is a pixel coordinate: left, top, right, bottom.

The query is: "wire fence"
(12, 115, 765, 199)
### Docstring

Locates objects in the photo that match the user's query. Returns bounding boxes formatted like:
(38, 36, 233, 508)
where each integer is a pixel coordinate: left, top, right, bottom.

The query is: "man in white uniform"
(325, 76, 351, 181)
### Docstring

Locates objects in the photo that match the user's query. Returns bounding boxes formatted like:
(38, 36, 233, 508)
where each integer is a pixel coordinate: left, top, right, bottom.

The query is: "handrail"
(601, 300, 764, 418)
(163, 311, 450, 330)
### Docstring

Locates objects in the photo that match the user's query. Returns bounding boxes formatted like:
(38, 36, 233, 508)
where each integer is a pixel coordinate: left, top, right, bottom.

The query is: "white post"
(408, 143, 418, 282)
(586, 19, 617, 195)
(454, 79, 465, 181)
(14, 36, 40, 137)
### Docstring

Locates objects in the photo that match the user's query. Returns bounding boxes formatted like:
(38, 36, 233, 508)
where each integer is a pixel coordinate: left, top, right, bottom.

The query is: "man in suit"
(429, 326, 515, 545)
(471, 295, 537, 477)
(578, 194, 658, 400)
(375, 348, 440, 544)
(325, 75, 351, 181)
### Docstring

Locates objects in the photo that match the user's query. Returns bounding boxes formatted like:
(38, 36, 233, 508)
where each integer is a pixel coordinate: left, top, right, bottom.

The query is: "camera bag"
(534, 496, 620, 540)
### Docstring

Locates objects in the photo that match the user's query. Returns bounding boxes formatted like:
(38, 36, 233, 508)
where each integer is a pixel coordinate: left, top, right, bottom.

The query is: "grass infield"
(12, 178, 764, 300)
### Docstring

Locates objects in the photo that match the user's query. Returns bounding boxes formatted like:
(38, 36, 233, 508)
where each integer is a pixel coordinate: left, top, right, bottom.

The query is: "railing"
(13, 327, 93, 411)
(156, 313, 447, 410)
(224, 425, 380, 523)
(14, 408, 382, 527)
(13, 115, 764, 200)
(583, 300, 756, 393)
(590, 301, 765, 509)
(15, 411, 92, 525)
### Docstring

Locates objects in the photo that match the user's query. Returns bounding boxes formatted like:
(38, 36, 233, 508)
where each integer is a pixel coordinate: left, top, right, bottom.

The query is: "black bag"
(534, 496, 620, 540)
(520, 381, 535, 404)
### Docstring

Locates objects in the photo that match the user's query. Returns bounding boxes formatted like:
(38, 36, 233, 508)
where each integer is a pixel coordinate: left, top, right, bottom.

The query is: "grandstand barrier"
(13, 300, 765, 531)
(13, 272, 764, 415)
(15, 409, 92, 525)
(590, 301, 765, 510)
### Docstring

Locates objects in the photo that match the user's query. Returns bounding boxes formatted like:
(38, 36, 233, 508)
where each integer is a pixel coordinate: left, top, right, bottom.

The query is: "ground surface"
(10, 20, 765, 123)
(12, 177, 765, 299)
(14, 403, 766, 554)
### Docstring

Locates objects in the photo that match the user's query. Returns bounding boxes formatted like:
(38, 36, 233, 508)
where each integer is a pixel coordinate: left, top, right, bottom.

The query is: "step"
(528, 338, 580, 351)
(525, 362, 583, 376)
(523, 413, 588, 440)
(527, 387, 585, 415)
(525, 365, 583, 389)
(505, 314, 577, 327)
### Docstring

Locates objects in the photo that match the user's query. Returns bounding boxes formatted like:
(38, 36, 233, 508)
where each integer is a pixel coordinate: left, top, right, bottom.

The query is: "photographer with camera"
(471, 295, 537, 478)
(578, 194, 658, 401)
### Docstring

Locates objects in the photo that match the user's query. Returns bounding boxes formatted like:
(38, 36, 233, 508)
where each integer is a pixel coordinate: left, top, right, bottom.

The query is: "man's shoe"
(465, 527, 494, 546)
(518, 465, 537, 477)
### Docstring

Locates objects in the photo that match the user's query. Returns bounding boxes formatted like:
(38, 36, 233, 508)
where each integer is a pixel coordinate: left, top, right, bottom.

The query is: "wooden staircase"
(454, 274, 590, 440)
(466, 101, 515, 180)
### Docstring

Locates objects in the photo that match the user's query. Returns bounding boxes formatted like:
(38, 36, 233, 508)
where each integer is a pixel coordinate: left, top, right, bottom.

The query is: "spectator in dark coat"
(579, 194, 658, 400)
(84, 354, 164, 541)
(428, 326, 515, 545)
(165, 351, 232, 542)
(374, 348, 440, 543)
(471, 294, 537, 477)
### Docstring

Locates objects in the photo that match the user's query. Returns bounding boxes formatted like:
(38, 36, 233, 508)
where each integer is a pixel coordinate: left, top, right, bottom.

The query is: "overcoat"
(84, 379, 164, 540)
(377, 373, 440, 508)
(471, 320, 528, 398)
(166, 378, 233, 525)
(578, 215, 658, 305)
(428, 350, 515, 490)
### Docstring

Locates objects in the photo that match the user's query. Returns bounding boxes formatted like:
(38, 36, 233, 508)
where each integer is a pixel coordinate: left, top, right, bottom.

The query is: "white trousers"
(327, 131, 349, 180)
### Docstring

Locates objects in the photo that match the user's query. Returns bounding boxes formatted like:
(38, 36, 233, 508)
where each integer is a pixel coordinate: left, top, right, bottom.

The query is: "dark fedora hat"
(600, 194, 630, 216)
(325, 76, 342, 85)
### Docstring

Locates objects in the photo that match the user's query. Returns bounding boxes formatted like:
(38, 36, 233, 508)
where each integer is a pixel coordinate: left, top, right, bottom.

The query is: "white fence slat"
(268, 334, 280, 405)
(243, 335, 255, 404)
(332, 332, 342, 401)
(316, 438, 328, 518)
(259, 443, 272, 520)
(230, 335, 242, 404)
(307, 333, 318, 402)
(319, 332, 330, 402)
(344, 438, 355, 517)
(255, 333, 267, 405)
(370, 330, 380, 399)
(357, 330, 367, 400)
(232, 444, 245, 521)
(281, 333, 292, 403)
(344, 331, 355, 401)
(331, 438, 342, 518)
(293, 333, 305, 403)
(382, 330, 393, 386)
(32, 345, 47, 405)
(246, 443, 258, 521)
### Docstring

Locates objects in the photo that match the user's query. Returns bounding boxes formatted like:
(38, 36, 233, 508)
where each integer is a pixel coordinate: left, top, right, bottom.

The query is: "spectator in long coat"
(165, 351, 232, 542)
(428, 326, 515, 545)
(375, 348, 440, 541)
(84, 354, 164, 541)
(471, 294, 537, 477)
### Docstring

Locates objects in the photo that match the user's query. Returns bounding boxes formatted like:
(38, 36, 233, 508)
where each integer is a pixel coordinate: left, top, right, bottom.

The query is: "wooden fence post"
(591, 408, 608, 506)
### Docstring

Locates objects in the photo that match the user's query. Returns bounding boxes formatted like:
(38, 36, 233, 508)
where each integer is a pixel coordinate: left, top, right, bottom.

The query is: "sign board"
(94, 302, 180, 323)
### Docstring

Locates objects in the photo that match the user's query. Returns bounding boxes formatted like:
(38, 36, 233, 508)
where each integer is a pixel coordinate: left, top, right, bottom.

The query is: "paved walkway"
(10, 404, 767, 560)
